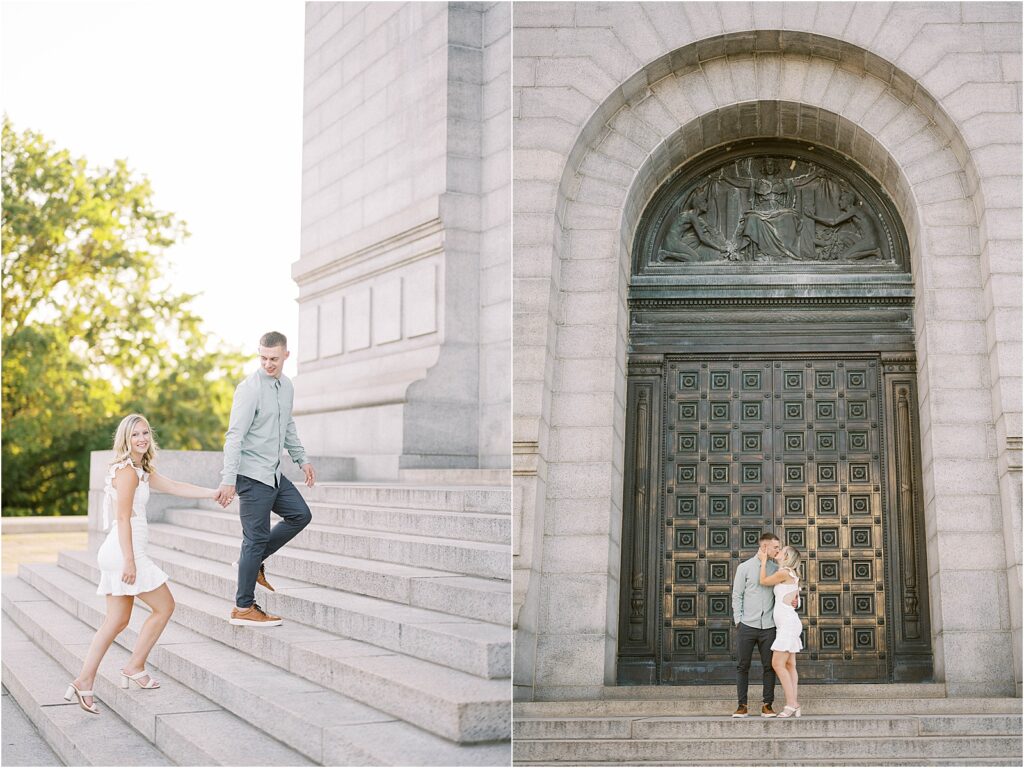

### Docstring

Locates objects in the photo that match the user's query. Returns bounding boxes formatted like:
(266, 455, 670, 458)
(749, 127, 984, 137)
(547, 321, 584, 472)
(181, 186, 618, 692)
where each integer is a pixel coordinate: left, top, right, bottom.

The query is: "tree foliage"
(2, 116, 246, 515)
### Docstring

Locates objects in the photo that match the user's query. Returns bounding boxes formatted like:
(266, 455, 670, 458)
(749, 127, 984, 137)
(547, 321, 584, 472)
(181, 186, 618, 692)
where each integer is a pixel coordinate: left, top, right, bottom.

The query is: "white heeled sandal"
(777, 704, 802, 718)
(64, 682, 100, 714)
(120, 669, 160, 689)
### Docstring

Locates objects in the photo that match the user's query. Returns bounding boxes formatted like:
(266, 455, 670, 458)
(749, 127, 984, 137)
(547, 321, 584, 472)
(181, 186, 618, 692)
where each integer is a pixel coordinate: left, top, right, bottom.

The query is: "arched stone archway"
(514, 17, 1021, 700)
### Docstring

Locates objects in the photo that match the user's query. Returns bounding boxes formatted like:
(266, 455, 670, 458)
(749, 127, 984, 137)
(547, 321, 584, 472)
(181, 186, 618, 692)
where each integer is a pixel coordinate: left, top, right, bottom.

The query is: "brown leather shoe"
(229, 603, 282, 627)
(732, 704, 748, 718)
(761, 703, 777, 718)
(256, 563, 275, 592)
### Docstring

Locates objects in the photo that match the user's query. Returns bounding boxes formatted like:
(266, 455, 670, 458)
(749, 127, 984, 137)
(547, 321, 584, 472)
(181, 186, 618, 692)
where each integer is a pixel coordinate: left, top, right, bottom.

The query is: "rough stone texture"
(513, 1, 1022, 700)
(296, 2, 510, 478)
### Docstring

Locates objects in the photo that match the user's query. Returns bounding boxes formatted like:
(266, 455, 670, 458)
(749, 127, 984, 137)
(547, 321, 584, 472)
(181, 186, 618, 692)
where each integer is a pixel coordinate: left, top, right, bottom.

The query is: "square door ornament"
(851, 527, 872, 547)
(741, 464, 762, 483)
(708, 595, 731, 616)
(784, 432, 804, 451)
(675, 595, 696, 617)
(674, 629, 696, 651)
(817, 463, 838, 482)
(678, 464, 698, 483)
(849, 431, 869, 451)
(819, 561, 840, 581)
(708, 629, 730, 650)
(787, 528, 806, 548)
(710, 433, 729, 452)
(816, 432, 837, 451)
(741, 432, 761, 451)
(742, 402, 762, 420)
(785, 496, 805, 516)
(709, 496, 730, 516)
(783, 371, 803, 389)
(852, 560, 873, 580)
(848, 401, 868, 419)
(848, 370, 867, 388)
(679, 372, 699, 390)
(710, 464, 730, 484)
(676, 561, 697, 583)
(741, 496, 762, 516)
(711, 402, 730, 420)
(678, 433, 699, 452)
(708, 561, 730, 581)
(785, 401, 804, 420)
(850, 495, 871, 514)
(816, 401, 837, 420)
(786, 464, 804, 483)
(850, 463, 870, 482)
(742, 528, 762, 547)
(710, 371, 730, 389)
(853, 593, 875, 615)
(678, 496, 698, 516)
(818, 528, 840, 548)
(679, 402, 699, 420)
(816, 371, 836, 389)
(818, 495, 838, 515)
(708, 529, 730, 549)
(742, 371, 761, 389)
(820, 627, 842, 650)
(676, 529, 697, 549)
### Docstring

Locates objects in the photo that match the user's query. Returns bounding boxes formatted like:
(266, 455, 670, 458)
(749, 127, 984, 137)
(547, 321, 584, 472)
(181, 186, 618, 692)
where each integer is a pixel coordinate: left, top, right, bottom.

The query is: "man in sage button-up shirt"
(216, 332, 315, 626)
(731, 532, 798, 717)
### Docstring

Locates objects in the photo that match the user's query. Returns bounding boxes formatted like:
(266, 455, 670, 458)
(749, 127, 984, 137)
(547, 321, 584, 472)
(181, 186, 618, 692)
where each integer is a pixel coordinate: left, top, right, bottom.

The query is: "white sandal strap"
(125, 670, 149, 679)
(78, 690, 94, 696)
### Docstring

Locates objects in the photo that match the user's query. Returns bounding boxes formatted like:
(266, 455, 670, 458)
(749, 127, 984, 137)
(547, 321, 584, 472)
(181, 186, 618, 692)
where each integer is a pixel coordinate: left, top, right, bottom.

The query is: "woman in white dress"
(758, 545, 803, 718)
(64, 414, 220, 714)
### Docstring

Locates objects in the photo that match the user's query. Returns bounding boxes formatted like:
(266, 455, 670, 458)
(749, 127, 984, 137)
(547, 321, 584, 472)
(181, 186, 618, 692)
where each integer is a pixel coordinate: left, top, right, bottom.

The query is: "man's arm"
(284, 417, 316, 487)
(220, 382, 257, 488)
(732, 561, 746, 625)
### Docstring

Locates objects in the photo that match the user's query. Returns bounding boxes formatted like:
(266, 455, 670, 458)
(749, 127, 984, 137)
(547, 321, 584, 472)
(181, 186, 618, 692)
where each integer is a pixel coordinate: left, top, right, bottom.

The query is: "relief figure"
(718, 158, 820, 262)
(658, 186, 733, 263)
(804, 187, 882, 261)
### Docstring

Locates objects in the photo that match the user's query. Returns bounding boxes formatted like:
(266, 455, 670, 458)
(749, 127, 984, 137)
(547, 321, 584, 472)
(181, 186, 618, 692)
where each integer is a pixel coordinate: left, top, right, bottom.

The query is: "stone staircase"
(513, 685, 1023, 766)
(2, 482, 511, 766)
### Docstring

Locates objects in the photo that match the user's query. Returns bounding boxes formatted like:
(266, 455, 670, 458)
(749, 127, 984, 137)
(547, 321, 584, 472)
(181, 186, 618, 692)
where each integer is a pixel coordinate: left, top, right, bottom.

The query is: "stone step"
(594, 682, 950, 699)
(515, 698, 1024, 717)
(7, 569, 510, 762)
(303, 501, 510, 544)
(60, 547, 509, 679)
(143, 525, 507, 624)
(514, 713, 1023, 739)
(301, 483, 510, 514)
(2, 579, 313, 766)
(512, 735, 1023, 763)
(513, 758, 1023, 767)
(22, 560, 510, 745)
(2, 614, 175, 767)
(160, 507, 509, 579)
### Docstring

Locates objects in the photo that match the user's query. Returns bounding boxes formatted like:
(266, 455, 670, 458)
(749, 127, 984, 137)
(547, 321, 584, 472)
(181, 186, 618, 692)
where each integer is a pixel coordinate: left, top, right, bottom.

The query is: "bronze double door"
(618, 353, 932, 684)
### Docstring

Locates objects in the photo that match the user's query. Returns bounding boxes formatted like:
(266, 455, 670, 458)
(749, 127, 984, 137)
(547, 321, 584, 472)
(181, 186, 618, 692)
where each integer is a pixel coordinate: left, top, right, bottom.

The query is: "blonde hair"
(778, 545, 801, 572)
(110, 414, 157, 475)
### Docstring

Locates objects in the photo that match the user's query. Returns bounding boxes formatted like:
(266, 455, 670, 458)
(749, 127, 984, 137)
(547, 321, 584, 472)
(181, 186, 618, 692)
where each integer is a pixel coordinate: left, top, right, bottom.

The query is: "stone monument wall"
(295, 1, 510, 479)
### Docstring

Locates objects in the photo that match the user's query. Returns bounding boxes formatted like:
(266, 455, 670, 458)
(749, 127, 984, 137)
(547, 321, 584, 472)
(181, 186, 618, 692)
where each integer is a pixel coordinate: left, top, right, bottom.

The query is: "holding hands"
(214, 485, 235, 508)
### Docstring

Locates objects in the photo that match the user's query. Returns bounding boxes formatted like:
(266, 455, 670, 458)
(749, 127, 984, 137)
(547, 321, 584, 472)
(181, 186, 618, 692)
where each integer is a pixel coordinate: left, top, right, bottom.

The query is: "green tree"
(2, 116, 246, 516)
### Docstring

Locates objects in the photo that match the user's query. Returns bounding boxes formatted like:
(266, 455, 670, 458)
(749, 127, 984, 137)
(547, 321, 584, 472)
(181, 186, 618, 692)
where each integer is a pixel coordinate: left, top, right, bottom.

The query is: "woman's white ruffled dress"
(770, 568, 804, 653)
(95, 459, 169, 596)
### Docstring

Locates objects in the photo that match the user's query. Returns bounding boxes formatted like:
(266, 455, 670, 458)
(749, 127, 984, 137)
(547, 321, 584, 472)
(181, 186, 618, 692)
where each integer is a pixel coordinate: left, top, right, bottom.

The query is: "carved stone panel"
(633, 142, 909, 274)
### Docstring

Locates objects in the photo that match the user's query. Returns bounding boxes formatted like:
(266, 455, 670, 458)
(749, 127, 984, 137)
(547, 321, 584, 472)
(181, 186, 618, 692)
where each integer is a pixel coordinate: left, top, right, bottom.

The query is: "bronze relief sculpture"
(647, 149, 894, 268)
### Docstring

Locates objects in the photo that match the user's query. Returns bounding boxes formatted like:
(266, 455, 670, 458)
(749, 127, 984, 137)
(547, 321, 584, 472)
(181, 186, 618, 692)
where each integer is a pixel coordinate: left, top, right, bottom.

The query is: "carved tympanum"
(640, 147, 902, 268)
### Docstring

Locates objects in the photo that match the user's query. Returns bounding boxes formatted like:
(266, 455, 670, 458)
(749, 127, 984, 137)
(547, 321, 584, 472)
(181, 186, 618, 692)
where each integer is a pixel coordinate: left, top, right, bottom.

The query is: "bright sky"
(1, 0, 307, 360)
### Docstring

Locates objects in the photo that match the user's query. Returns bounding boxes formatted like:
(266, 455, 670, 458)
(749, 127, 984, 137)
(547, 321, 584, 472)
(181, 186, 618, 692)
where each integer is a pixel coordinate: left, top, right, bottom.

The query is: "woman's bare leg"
(123, 584, 175, 686)
(73, 595, 134, 707)
(787, 654, 799, 707)
(772, 651, 795, 708)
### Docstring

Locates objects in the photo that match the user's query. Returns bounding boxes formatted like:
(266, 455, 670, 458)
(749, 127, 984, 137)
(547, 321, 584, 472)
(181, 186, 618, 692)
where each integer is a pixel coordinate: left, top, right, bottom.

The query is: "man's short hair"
(759, 532, 780, 543)
(259, 331, 288, 349)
